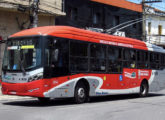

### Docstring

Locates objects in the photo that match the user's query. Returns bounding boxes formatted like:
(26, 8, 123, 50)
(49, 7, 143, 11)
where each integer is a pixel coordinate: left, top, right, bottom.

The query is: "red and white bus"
(1, 26, 165, 103)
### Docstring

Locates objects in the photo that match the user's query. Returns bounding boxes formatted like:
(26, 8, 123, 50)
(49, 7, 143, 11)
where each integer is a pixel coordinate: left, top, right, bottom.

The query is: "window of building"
(158, 25, 162, 35)
(93, 13, 100, 25)
(133, 24, 137, 29)
(132, 18, 137, 29)
(113, 15, 120, 26)
(148, 22, 151, 35)
(70, 7, 78, 21)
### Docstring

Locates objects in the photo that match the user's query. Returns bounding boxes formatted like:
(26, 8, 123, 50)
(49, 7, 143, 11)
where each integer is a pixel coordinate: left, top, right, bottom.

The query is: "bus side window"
(163, 54, 165, 68)
(137, 50, 148, 69)
(70, 41, 88, 72)
(150, 52, 156, 69)
(107, 46, 122, 73)
(90, 44, 106, 72)
(155, 53, 160, 69)
(144, 51, 149, 68)
(123, 49, 131, 68)
(130, 50, 136, 68)
(160, 54, 165, 69)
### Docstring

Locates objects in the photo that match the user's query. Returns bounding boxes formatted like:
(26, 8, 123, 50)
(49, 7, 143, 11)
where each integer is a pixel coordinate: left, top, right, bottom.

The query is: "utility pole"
(30, 0, 40, 28)
(142, 0, 162, 41)
(142, 0, 146, 41)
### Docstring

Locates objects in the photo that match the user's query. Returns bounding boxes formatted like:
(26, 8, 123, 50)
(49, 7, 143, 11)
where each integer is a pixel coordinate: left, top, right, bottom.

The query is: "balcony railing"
(146, 35, 165, 46)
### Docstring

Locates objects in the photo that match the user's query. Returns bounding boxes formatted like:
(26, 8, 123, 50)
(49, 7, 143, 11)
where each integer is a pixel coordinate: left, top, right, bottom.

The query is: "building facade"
(145, 6, 165, 47)
(0, 0, 65, 76)
(56, 0, 143, 40)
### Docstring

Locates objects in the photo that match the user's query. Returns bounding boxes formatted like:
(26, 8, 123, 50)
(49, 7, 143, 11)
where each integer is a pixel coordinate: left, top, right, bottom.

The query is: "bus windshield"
(2, 37, 42, 71)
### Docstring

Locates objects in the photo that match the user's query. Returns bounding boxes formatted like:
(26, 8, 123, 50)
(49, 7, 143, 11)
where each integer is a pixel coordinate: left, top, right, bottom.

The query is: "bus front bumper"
(1, 80, 47, 97)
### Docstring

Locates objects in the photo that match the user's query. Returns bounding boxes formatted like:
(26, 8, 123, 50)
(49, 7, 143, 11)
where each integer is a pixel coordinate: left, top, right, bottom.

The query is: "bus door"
(107, 46, 123, 89)
(121, 49, 137, 90)
(123, 68, 138, 90)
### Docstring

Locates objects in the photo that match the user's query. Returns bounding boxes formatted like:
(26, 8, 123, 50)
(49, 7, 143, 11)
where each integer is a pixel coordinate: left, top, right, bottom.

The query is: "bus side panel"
(43, 71, 152, 98)
(149, 69, 165, 92)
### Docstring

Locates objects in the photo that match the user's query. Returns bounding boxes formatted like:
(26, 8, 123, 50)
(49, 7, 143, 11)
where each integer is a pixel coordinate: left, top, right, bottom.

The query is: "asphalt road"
(1, 91, 165, 120)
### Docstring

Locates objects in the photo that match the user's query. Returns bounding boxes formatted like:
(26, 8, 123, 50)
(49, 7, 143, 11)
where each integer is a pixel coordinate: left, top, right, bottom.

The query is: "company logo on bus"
(124, 72, 136, 79)
(139, 70, 149, 76)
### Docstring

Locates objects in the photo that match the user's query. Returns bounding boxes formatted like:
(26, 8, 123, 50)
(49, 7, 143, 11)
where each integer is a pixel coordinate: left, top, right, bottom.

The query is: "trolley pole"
(30, 0, 40, 28)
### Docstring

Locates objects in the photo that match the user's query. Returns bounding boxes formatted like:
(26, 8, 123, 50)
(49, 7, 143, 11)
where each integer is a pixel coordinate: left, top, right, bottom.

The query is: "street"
(0, 90, 165, 120)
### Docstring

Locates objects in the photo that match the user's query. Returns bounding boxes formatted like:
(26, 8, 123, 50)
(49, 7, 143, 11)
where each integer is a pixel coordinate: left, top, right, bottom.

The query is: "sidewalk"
(0, 86, 33, 101)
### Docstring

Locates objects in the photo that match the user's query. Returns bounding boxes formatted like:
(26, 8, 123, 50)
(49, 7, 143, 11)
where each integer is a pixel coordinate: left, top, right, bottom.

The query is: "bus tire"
(38, 97, 50, 103)
(139, 80, 149, 97)
(74, 82, 88, 104)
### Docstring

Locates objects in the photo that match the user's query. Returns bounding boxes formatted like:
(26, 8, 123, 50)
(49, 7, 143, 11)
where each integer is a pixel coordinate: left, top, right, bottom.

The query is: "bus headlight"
(28, 73, 43, 82)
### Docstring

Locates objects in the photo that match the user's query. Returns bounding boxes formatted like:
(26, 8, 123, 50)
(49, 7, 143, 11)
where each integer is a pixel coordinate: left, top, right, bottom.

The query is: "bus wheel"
(38, 97, 50, 103)
(74, 82, 88, 104)
(139, 81, 149, 97)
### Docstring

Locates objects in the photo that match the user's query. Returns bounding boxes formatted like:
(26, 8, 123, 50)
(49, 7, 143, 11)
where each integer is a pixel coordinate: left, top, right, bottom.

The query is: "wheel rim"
(78, 88, 85, 98)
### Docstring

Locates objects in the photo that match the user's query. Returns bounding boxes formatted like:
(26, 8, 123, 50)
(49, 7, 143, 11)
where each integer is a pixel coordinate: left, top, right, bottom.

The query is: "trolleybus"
(1, 26, 165, 103)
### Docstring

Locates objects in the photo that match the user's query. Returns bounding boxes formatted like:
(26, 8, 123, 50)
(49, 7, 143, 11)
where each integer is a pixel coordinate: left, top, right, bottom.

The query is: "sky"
(127, 0, 165, 11)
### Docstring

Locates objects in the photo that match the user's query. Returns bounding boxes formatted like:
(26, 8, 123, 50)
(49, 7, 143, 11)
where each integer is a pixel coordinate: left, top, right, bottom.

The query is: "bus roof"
(9, 26, 157, 51)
